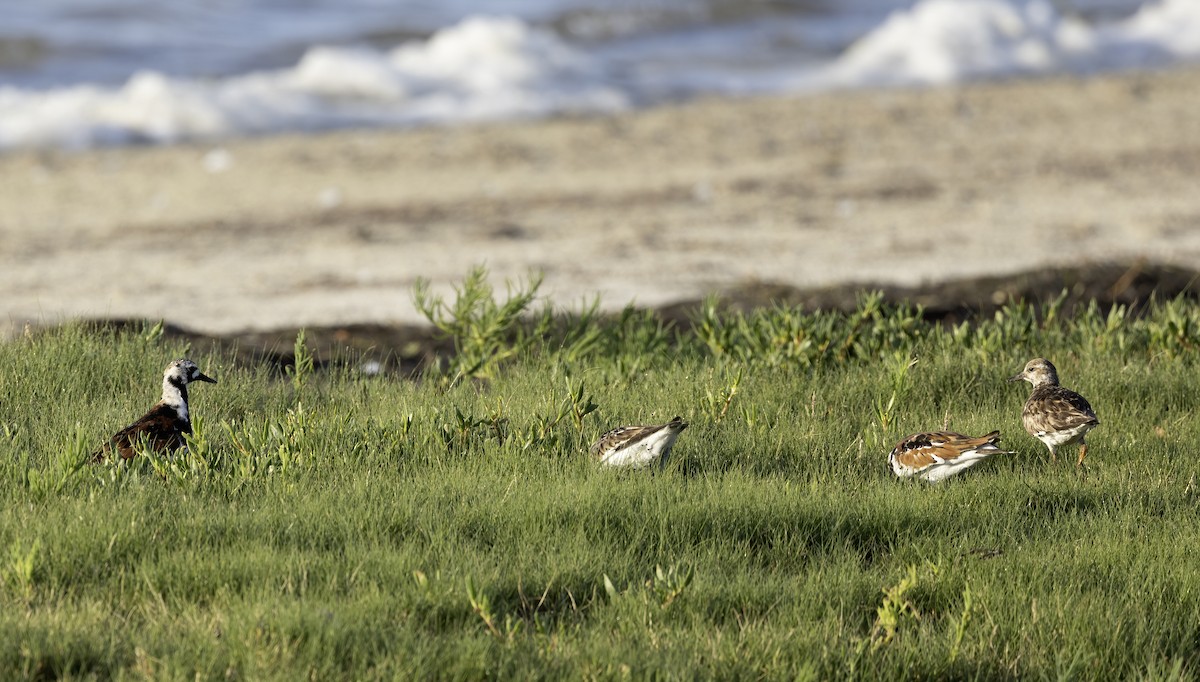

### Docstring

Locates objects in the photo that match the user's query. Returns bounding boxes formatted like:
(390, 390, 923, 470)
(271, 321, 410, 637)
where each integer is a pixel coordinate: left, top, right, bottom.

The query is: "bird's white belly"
(1037, 422, 1094, 447)
(920, 456, 986, 482)
(599, 430, 679, 468)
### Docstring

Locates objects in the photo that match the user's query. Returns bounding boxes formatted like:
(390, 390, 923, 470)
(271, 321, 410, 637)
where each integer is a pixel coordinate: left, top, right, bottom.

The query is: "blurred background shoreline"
(2, 0, 1197, 150)
(2, 1, 1200, 341)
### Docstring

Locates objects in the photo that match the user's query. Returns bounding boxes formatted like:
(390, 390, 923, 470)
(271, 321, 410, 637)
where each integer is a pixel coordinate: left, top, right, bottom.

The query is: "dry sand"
(3, 67, 1200, 337)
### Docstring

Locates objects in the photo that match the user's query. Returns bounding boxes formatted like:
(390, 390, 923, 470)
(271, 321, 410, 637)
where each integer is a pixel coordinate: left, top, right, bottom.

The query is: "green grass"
(3, 285, 1200, 680)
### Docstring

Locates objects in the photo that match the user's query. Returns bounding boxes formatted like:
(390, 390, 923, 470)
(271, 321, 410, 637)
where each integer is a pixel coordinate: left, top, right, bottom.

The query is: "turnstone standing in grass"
(93, 359, 217, 462)
(1009, 358, 1099, 466)
(591, 416, 688, 469)
(888, 431, 1010, 482)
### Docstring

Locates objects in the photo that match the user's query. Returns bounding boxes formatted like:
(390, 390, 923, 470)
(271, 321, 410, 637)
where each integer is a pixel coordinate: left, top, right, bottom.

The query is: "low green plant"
(466, 576, 523, 643)
(872, 352, 918, 448)
(515, 377, 599, 453)
(19, 428, 90, 499)
(288, 329, 315, 394)
(948, 584, 973, 664)
(870, 564, 922, 650)
(692, 292, 928, 368)
(704, 366, 743, 422)
(2, 539, 39, 605)
(412, 265, 544, 383)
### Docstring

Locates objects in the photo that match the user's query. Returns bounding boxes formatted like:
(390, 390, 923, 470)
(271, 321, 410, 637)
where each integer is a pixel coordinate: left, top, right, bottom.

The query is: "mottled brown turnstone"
(887, 430, 1009, 482)
(591, 416, 688, 469)
(1008, 357, 1099, 466)
(94, 358, 217, 462)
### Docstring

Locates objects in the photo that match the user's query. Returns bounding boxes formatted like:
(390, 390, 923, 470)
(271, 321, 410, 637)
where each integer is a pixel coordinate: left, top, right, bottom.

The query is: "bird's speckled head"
(665, 416, 688, 433)
(164, 359, 217, 386)
(1007, 358, 1059, 388)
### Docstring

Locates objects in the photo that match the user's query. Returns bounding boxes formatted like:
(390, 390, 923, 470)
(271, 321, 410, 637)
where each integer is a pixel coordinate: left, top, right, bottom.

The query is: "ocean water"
(0, 0, 1196, 150)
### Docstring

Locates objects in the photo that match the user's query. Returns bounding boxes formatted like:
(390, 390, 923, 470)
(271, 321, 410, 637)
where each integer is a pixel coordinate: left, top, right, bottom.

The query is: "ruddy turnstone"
(887, 431, 1009, 482)
(94, 358, 217, 462)
(1008, 357, 1099, 466)
(591, 416, 688, 469)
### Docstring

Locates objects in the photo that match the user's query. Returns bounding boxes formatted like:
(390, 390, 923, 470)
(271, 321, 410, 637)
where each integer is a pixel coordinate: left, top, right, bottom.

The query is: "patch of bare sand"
(4, 68, 1200, 337)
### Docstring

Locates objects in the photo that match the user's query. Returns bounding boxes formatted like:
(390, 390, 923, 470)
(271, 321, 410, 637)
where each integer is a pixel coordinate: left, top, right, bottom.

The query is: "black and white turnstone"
(887, 430, 1009, 482)
(94, 358, 217, 462)
(590, 416, 688, 469)
(1008, 357, 1099, 466)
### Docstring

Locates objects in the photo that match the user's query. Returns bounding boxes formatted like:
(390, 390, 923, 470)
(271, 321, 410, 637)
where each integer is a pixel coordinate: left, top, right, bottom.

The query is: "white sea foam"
(0, 16, 628, 150)
(824, 0, 1200, 87)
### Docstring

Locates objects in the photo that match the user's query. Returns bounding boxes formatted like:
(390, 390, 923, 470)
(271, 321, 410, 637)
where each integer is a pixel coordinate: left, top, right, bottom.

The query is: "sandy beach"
(3, 67, 1200, 338)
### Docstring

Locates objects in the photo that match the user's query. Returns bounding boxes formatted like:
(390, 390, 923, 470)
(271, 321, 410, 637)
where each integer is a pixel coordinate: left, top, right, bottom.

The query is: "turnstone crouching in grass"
(93, 359, 217, 462)
(887, 431, 1010, 482)
(591, 416, 688, 469)
(1008, 358, 1098, 466)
